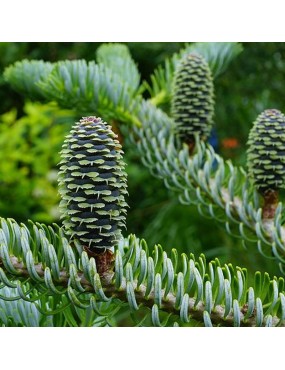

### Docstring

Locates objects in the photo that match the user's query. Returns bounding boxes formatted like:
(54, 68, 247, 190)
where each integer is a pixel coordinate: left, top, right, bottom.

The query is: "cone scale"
(171, 53, 215, 147)
(58, 116, 128, 253)
(247, 109, 285, 193)
(247, 109, 285, 219)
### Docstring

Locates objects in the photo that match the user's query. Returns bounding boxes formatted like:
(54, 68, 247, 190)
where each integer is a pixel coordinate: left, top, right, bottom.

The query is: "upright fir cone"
(171, 53, 215, 149)
(247, 109, 285, 219)
(58, 116, 128, 257)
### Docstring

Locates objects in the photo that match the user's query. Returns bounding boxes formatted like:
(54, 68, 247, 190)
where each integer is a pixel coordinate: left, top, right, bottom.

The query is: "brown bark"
(83, 246, 115, 275)
(262, 189, 279, 220)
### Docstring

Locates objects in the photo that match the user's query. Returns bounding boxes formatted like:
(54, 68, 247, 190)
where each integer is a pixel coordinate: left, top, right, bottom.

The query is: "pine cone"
(171, 53, 215, 145)
(58, 116, 128, 251)
(247, 109, 285, 193)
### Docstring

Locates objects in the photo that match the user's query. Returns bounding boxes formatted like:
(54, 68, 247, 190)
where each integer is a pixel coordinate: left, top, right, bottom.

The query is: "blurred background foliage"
(0, 102, 75, 222)
(1, 42, 285, 279)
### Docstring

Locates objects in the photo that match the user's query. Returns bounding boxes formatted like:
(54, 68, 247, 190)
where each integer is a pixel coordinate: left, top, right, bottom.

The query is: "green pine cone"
(247, 109, 285, 193)
(171, 53, 215, 144)
(58, 116, 128, 251)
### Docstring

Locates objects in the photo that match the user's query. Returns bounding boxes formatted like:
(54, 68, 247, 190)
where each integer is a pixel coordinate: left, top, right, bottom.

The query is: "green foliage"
(171, 53, 215, 143)
(58, 116, 128, 251)
(96, 43, 141, 94)
(0, 42, 107, 115)
(0, 218, 284, 327)
(4, 52, 142, 126)
(0, 102, 75, 222)
(247, 109, 285, 193)
(0, 286, 42, 327)
(3, 60, 54, 100)
(40, 59, 142, 125)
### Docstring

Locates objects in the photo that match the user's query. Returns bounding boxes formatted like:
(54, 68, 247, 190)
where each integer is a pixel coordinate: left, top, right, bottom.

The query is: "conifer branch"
(0, 221, 284, 327)
(134, 101, 285, 266)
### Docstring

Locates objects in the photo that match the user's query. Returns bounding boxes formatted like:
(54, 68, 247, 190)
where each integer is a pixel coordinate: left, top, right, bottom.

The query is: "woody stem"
(262, 189, 279, 220)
